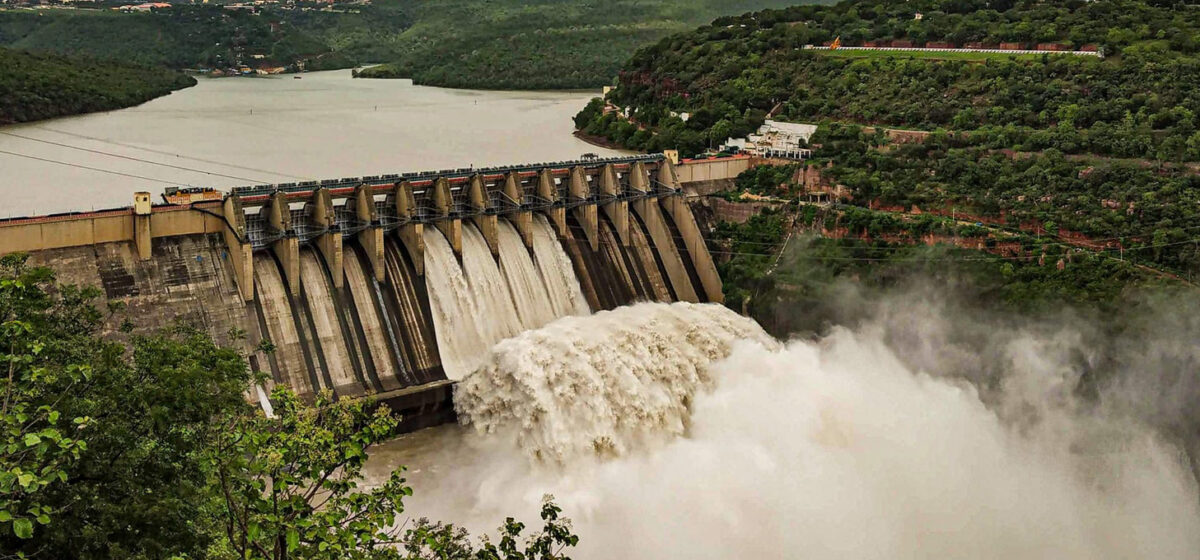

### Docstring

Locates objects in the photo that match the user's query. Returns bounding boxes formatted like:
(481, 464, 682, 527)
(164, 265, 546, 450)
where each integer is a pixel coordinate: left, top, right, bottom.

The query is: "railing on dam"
(0, 152, 740, 308)
(230, 154, 684, 251)
(228, 154, 667, 201)
(242, 177, 681, 250)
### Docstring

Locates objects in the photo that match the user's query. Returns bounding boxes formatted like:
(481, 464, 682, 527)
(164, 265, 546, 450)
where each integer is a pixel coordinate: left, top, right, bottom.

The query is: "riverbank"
(573, 129, 632, 152)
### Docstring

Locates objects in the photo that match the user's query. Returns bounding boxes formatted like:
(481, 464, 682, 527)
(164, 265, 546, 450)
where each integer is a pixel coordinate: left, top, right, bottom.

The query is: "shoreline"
(573, 129, 637, 152)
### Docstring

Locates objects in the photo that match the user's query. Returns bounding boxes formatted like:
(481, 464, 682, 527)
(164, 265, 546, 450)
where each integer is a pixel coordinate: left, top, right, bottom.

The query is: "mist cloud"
(369, 301, 1200, 559)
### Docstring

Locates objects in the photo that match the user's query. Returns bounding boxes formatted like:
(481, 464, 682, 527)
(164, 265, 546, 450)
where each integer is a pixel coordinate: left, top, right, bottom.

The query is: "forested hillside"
(570, 0, 1200, 319)
(0, 1, 826, 90)
(355, 0, 823, 89)
(578, 0, 1200, 160)
(0, 6, 401, 71)
(0, 47, 195, 124)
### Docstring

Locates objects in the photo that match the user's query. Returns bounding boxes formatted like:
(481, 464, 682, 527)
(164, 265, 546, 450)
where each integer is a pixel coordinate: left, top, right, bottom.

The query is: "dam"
(3, 153, 748, 430)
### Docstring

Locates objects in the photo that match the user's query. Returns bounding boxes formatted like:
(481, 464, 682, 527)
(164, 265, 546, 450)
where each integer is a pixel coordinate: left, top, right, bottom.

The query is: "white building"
(722, 120, 816, 159)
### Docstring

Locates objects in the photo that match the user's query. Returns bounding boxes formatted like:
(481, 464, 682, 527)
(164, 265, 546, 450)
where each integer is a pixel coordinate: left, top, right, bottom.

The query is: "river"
(0, 69, 624, 217)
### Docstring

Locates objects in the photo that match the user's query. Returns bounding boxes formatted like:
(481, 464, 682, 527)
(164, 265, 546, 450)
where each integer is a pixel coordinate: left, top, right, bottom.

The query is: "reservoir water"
(0, 69, 624, 216)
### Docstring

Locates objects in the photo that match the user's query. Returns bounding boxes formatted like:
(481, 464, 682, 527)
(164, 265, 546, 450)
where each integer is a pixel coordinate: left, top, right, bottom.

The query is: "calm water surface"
(0, 70, 623, 216)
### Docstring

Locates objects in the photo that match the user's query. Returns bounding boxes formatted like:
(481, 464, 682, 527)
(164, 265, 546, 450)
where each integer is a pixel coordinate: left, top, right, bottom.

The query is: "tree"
(207, 389, 410, 560)
(208, 389, 580, 560)
(33, 326, 252, 559)
(0, 255, 93, 543)
(0, 253, 253, 559)
(0, 254, 581, 559)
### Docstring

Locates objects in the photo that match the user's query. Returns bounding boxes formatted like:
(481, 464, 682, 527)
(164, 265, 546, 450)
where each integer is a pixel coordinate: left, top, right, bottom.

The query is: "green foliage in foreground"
(0, 256, 96, 544)
(0, 255, 578, 560)
(211, 389, 579, 560)
(0, 252, 252, 558)
(0, 47, 195, 124)
(210, 389, 411, 559)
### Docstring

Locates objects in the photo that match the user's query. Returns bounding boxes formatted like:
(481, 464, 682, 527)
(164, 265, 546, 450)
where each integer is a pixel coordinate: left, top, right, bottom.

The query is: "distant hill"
(0, 47, 195, 124)
(0, 1, 831, 90)
(573, 0, 1200, 304)
(0, 6, 387, 71)
(354, 0, 831, 89)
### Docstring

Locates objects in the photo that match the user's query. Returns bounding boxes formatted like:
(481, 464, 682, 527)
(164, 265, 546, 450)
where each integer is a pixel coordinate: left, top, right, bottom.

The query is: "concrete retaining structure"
(3, 153, 741, 430)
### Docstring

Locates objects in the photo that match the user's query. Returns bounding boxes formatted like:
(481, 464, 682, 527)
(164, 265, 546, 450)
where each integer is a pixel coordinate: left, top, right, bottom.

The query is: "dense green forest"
(706, 124, 1200, 318)
(800, 125, 1200, 272)
(0, 47, 195, 124)
(577, 0, 1200, 160)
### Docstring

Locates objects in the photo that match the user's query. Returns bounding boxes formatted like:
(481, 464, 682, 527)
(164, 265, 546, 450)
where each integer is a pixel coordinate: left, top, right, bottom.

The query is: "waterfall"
(531, 214, 590, 317)
(497, 219, 558, 330)
(461, 224, 524, 345)
(423, 227, 491, 380)
(455, 301, 778, 462)
(426, 219, 596, 381)
(423, 224, 526, 380)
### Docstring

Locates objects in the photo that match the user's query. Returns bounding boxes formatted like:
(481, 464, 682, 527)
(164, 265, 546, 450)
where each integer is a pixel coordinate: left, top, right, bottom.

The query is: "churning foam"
(375, 302, 1200, 559)
(456, 301, 777, 462)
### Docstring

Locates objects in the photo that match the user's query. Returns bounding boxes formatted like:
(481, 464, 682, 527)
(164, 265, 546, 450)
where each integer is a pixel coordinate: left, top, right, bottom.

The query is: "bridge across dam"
(3, 153, 745, 430)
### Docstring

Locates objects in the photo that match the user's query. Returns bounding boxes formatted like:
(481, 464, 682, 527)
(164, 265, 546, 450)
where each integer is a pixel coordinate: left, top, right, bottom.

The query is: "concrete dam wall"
(10, 154, 728, 430)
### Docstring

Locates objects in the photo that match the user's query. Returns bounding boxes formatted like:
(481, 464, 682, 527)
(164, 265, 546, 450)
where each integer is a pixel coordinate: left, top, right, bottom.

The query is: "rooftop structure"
(722, 120, 816, 160)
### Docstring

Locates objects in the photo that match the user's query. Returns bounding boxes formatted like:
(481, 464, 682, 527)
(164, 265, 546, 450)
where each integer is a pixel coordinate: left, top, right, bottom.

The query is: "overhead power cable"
(32, 126, 314, 181)
(0, 130, 274, 184)
(0, 148, 192, 186)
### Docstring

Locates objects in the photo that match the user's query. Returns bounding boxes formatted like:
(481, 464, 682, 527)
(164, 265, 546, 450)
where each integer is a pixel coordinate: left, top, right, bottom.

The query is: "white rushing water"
(422, 227, 489, 380)
(370, 302, 1200, 559)
(424, 222, 591, 380)
(461, 224, 524, 346)
(530, 214, 590, 318)
(497, 219, 559, 331)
